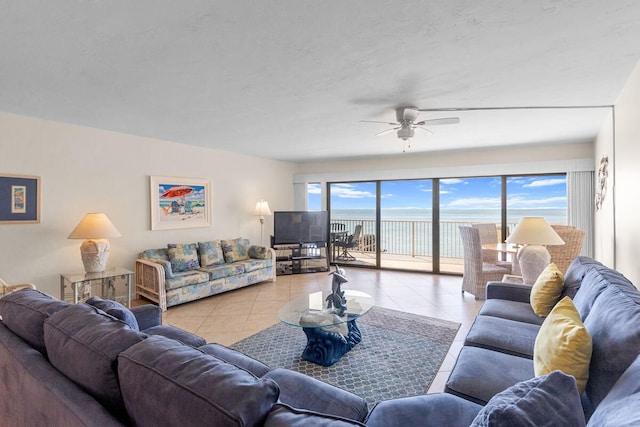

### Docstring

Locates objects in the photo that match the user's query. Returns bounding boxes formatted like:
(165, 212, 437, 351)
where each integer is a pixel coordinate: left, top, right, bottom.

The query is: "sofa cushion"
(263, 368, 369, 422)
(533, 297, 592, 393)
(164, 269, 210, 290)
(530, 263, 564, 317)
(572, 264, 636, 320)
(465, 315, 539, 358)
(446, 346, 535, 405)
(198, 263, 245, 281)
(85, 296, 139, 330)
(478, 299, 544, 326)
(199, 343, 272, 377)
(470, 370, 585, 427)
(143, 324, 206, 347)
(43, 303, 147, 421)
(562, 256, 602, 299)
(167, 243, 200, 272)
(198, 240, 226, 267)
(0, 288, 69, 355)
(587, 354, 640, 426)
(582, 284, 640, 410)
(366, 394, 482, 427)
(118, 335, 280, 427)
(221, 238, 251, 263)
(264, 403, 366, 427)
(239, 258, 272, 274)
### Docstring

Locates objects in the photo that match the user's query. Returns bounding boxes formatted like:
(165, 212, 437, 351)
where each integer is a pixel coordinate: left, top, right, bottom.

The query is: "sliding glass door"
(380, 180, 433, 271)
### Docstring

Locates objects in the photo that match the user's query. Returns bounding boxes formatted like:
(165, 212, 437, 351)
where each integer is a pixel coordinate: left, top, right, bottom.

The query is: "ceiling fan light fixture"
(397, 127, 414, 140)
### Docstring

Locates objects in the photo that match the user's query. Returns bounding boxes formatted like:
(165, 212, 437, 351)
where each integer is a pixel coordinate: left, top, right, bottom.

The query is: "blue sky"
(308, 175, 567, 210)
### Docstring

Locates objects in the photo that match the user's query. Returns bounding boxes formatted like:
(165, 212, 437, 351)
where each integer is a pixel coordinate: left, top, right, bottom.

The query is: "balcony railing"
(330, 219, 516, 271)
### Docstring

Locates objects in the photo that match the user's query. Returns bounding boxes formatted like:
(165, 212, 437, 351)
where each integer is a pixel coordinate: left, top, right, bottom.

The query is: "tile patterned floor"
(137, 269, 482, 394)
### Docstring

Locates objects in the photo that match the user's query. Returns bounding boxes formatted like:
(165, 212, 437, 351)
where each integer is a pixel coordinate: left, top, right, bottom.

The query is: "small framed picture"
(150, 176, 212, 230)
(0, 174, 40, 224)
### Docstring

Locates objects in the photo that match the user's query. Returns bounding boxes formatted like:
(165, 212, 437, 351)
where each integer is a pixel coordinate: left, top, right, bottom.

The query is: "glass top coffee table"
(278, 290, 375, 366)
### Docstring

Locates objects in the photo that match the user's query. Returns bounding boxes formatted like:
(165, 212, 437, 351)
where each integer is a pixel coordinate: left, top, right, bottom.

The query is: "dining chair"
(335, 225, 362, 261)
(459, 226, 510, 300)
(472, 223, 513, 274)
(547, 225, 586, 275)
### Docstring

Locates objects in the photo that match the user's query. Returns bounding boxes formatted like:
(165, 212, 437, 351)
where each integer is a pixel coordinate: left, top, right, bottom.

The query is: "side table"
(60, 267, 133, 307)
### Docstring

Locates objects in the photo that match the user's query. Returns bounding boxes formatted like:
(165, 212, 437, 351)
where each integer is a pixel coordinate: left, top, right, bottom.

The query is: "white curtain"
(567, 171, 594, 257)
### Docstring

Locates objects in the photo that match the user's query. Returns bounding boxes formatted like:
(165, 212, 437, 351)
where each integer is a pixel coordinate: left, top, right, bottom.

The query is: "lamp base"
(518, 245, 550, 285)
(80, 239, 111, 273)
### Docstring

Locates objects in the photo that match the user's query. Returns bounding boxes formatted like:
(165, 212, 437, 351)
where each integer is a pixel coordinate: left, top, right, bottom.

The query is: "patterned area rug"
(231, 307, 460, 408)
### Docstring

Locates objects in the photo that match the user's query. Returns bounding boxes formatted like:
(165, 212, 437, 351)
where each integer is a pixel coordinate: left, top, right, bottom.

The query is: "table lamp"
(254, 199, 272, 245)
(505, 217, 564, 285)
(68, 213, 121, 273)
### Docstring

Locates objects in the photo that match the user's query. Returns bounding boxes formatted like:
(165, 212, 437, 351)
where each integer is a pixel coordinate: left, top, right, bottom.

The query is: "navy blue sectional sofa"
(1, 256, 639, 426)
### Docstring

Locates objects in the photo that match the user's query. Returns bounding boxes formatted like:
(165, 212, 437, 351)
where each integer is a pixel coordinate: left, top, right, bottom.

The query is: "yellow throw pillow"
(530, 263, 564, 317)
(534, 296, 592, 393)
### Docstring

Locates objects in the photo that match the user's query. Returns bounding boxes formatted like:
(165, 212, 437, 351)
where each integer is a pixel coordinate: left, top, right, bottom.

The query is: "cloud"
(523, 179, 566, 188)
(441, 178, 465, 185)
(507, 195, 566, 207)
(331, 184, 375, 199)
(308, 183, 322, 194)
(445, 197, 501, 209)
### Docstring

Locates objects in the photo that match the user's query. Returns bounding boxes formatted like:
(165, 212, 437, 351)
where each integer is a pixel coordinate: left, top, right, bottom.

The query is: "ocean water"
(330, 208, 567, 256)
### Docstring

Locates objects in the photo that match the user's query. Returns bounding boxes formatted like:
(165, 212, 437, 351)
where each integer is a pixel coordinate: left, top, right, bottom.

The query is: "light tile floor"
(144, 269, 482, 394)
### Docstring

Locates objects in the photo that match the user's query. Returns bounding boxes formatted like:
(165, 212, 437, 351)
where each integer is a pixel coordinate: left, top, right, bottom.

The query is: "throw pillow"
(248, 244, 269, 259)
(85, 296, 139, 331)
(198, 240, 225, 267)
(534, 296, 592, 393)
(221, 238, 251, 263)
(470, 370, 586, 427)
(530, 263, 564, 317)
(167, 243, 200, 272)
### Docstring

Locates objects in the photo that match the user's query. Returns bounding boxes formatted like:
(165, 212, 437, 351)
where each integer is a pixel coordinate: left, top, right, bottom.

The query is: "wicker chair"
(459, 226, 510, 300)
(472, 223, 513, 274)
(0, 277, 36, 298)
(547, 225, 586, 275)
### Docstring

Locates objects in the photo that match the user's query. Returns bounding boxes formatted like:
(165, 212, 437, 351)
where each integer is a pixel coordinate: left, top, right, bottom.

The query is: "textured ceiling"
(2, 1, 639, 162)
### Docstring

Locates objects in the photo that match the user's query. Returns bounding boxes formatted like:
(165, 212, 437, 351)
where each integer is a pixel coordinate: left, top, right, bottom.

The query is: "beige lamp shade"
(68, 213, 121, 273)
(254, 199, 272, 218)
(505, 217, 564, 246)
(506, 217, 564, 285)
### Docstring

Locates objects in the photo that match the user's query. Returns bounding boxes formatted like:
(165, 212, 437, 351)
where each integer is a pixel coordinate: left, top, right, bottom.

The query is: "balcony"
(329, 219, 516, 273)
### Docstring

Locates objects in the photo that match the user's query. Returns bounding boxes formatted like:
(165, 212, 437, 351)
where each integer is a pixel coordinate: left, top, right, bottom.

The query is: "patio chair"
(459, 226, 510, 300)
(472, 223, 513, 274)
(335, 225, 362, 261)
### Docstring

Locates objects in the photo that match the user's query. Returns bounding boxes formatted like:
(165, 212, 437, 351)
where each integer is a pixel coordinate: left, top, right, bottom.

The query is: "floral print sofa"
(135, 238, 275, 311)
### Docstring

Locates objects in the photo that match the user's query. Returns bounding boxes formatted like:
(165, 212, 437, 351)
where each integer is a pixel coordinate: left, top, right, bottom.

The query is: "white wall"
(0, 113, 295, 296)
(593, 112, 615, 266)
(609, 62, 640, 285)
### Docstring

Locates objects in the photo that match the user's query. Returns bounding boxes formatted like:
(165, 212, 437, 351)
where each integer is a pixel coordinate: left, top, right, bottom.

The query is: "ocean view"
(330, 208, 567, 257)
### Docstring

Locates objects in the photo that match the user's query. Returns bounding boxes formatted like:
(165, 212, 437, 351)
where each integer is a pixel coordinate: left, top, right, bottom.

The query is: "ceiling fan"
(361, 106, 460, 143)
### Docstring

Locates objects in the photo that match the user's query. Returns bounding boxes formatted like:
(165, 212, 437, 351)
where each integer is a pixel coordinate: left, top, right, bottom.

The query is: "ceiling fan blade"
(360, 120, 400, 126)
(402, 107, 419, 122)
(375, 127, 399, 136)
(415, 126, 434, 134)
(417, 117, 460, 126)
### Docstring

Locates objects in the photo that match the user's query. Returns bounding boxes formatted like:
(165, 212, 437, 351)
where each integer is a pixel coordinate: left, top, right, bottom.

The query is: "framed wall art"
(150, 176, 211, 230)
(0, 174, 41, 224)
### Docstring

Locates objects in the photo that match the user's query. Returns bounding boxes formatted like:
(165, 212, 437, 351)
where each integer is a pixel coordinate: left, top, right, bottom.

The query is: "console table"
(278, 290, 375, 366)
(60, 267, 133, 307)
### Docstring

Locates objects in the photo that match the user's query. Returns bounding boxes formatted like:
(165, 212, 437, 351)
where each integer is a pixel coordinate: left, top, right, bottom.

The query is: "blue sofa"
(0, 289, 368, 426)
(366, 256, 640, 426)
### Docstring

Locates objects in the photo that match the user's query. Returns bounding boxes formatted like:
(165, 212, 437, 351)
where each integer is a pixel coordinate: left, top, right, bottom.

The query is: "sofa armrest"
(486, 281, 532, 303)
(134, 259, 168, 311)
(131, 304, 162, 330)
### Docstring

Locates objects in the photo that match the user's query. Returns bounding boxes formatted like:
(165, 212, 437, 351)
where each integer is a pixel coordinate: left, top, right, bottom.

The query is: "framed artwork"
(0, 174, 41, 224)
(150, 176, 211, 230)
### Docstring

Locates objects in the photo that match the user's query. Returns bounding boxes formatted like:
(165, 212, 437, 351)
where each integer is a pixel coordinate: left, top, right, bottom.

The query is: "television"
(273, 211, 328, 245)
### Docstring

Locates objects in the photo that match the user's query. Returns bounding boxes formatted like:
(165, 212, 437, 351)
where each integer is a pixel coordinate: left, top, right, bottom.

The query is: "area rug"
(231, 307, 460, 408)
